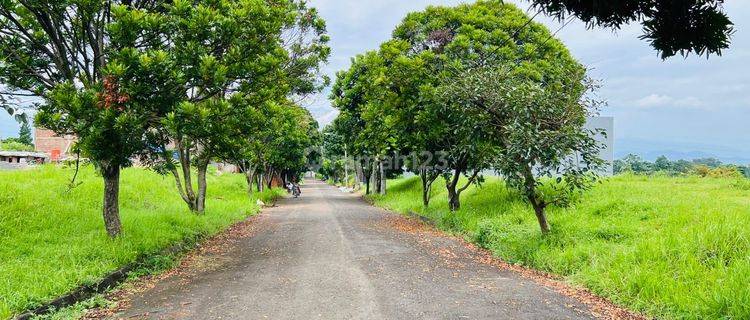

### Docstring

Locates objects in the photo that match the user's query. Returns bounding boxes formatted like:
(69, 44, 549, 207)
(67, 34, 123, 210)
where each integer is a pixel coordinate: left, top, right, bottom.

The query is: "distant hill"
(615, 137, 750, 165)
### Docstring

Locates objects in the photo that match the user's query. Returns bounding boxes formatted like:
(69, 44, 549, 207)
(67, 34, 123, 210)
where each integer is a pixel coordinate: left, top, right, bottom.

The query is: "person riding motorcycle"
(288, 181, 301, 198)
(292, 183, 301, 198)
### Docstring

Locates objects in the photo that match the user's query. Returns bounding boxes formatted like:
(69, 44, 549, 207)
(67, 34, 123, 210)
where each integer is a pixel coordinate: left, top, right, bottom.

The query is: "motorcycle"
(292, 184, 301, 198)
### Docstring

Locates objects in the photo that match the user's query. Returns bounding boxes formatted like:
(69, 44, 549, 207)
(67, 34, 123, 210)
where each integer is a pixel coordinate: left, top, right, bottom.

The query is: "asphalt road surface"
(114, 180, 596, 320)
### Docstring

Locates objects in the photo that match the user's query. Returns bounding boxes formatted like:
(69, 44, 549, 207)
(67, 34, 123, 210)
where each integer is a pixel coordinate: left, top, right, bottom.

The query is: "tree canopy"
(1, 0, 329, 236)
(327, 0, 605, 233)
(529, 0, 734, 58)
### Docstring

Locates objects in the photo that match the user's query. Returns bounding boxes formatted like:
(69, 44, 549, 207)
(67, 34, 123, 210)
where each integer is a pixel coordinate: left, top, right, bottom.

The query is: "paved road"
(114, 180, 595, 319)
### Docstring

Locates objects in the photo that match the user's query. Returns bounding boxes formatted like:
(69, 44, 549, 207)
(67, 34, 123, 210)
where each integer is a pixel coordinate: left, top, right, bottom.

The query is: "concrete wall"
(584, 116, 614, 176)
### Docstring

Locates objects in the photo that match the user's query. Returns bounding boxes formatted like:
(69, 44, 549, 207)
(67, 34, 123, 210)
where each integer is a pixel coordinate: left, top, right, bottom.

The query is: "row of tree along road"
(320, 0, 734, 235)
(1, 0, 733, 237)
(0, 0, 329, 237)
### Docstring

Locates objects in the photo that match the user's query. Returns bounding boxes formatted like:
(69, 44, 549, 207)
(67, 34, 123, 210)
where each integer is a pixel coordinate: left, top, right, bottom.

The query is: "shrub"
(0, 140, 34, 152)
(692, 165, 742, 178)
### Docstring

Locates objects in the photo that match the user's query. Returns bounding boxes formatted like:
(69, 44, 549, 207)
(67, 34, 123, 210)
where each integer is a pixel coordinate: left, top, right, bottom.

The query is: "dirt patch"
(375, 214, 443, 236)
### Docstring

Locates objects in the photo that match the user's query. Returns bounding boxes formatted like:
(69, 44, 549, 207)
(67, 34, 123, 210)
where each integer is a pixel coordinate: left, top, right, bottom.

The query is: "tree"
(529, 0, 734, 58)
(263, 104, 320, 187)
(618, 154, 653, 174)
(389, 1, 582, 211)
(2, 0, 169, 237)
(654, 155, 673, 172)
(17, 120, 31, 145)
(330, 51, 396, 195)
(127, 0, 329, 213)
(227, 97, 320, 195)
(321, 125, 347, 183)
(373, 41, 445, 206)
(443, 66, 605, 234)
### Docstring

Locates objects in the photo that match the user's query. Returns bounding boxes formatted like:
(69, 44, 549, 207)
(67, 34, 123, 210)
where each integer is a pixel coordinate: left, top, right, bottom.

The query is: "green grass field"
(0, 165, 282, 319)
(369, 174, 750, 319)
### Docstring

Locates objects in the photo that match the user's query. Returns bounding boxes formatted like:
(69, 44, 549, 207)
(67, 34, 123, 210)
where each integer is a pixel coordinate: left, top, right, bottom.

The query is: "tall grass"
(0, 165, 282, 319)
(370, 174, 750, 319)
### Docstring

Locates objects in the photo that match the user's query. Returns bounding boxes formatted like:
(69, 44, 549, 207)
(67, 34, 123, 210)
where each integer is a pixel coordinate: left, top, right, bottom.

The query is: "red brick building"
(34, 128, 76, 161)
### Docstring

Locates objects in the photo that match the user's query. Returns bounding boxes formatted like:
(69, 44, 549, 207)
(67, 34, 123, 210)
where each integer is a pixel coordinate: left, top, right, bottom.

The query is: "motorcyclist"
(292, 181, 301, 198)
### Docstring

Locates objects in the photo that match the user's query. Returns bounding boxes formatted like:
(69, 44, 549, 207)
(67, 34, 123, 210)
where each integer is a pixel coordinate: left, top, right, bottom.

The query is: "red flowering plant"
(97, 75, 130, 111)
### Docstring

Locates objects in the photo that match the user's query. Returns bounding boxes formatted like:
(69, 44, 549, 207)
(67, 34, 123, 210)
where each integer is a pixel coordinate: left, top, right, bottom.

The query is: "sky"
(2, 0, 749, 163)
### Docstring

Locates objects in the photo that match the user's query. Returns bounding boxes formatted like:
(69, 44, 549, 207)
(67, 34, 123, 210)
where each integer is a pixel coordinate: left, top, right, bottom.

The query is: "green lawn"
(369, 174, 750, 319)
(0, 165, 282, 319)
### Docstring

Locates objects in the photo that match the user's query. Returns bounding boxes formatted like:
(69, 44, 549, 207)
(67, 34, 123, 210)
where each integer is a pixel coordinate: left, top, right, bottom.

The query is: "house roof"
(0, 150, 49, 158)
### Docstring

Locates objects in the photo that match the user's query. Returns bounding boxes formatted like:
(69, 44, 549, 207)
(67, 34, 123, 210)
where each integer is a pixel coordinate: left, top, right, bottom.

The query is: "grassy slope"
(0, 165, 282, 319)
(369, 175, 750, 319)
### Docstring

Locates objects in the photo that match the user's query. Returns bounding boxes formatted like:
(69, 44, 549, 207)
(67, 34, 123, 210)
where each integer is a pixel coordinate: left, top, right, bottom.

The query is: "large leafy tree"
(529, 0, 734, 58)
(443, 66, 605, 234)
(0, 1, 165, 116)
(383, 48, 445, 207)
(387, 0, 584, 211)
(1, 0, 170, 237)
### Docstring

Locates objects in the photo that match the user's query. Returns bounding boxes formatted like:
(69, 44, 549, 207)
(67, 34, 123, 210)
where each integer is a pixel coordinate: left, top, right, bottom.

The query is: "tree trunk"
(101, 164, 122, 238)
(179, 145, 196, 205)
(257, 173, 264, 192)
(523, 164, 550, 234)
(245, 170, 254, 196)
(243, 163, 256, 197)
(530, 198, 551, 235)
(447, 185, 460, 211)
(171, 144, 199, 212)
(379, 160, 386, 195)
(422, 184, 431, 207)
(344, 148, 349, 187)
(355, 161, 364, 190)
(364, 166, 371, 195)
(446, 167, 462, 211)
(195, 161, 208, 214)
(370, 161, 378, 194)
(420, 169, 437, 207)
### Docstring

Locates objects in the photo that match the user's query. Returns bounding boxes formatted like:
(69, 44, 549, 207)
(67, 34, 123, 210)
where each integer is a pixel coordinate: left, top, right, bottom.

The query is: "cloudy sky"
(2, 0, 748, 162)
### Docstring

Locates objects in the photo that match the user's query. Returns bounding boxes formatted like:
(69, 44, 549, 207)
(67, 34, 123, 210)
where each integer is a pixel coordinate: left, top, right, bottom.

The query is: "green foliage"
(229, 98, 321, 184)
(530, 0, 734, 58)
(329, 1, 594, 208)
(0, 139, 33, 152)
(0, 122, 34, 151)
(614, 155, 750, 178)
(0, 165, 283, 318)
(17, 121, 32, 145)
(2, 2, 174, 165)
(442, 65, 604, 231)
(371, 175, 750, 319)
(106, 0, 329, 211)
(329, 0, 601, 216)
(37, 48, 182, 170)
(318, 158, 346, 183)
(692, 165, 743, 178)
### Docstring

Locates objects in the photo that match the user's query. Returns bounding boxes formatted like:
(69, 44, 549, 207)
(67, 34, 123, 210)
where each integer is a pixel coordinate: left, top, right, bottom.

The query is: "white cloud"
(315, 109, 340, 127)
(634, 94, 706, 109)
(635, 94, 674, 108)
